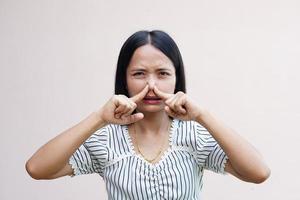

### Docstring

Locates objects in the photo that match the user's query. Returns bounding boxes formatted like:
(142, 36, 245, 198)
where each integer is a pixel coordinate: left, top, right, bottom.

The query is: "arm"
(25, 111, 106, 180)
(152, 86, 270, 183)
(25, 87, 149, 180)
(196, 109, 271, 184)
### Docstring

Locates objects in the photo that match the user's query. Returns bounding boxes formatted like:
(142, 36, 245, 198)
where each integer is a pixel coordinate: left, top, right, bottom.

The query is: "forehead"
(128, 44, 175, 70)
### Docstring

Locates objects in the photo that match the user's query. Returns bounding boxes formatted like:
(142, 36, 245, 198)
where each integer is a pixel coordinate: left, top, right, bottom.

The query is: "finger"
(165, 94, 177, 106)
(116, 108, 131, 119)
(130, 84, 149, 103)
(115, 104, 126, 114)
(121, 112, 144, 124)
(164, 94, 178, 112)
(165, 92, 186, 114)
(164, 106, 178, 118)
(153, 85, 173, 100)
(115, 102, 135, 118)
(170, 105, 184, 116)
(175, 105, 187, 114)
(115, 96, 134, 113)
(173, 96, 187, 114)
(120, 106, 136, 118)
(115, 111, 124, 119)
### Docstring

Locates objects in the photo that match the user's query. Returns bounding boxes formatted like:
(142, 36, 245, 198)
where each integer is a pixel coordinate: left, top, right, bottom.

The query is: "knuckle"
(112, 95, 118, 101)
(125, 105, 131, 110)
(174, 104, 180, 109)
(121, 100, 128, 105)
(118, 94, 127, 100)
(115, 94, 123, 99)
(118, 103, 125, 107)
(130, 104, 135, 110)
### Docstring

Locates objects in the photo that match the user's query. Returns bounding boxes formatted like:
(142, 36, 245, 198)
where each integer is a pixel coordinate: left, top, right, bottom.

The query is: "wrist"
(94, 109, 107, 127)
(195, 108, 210, 124)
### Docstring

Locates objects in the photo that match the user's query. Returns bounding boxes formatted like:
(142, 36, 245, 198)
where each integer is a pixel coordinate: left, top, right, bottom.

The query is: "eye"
(159, 71, 170, 76)
(133, 72, 145, 76)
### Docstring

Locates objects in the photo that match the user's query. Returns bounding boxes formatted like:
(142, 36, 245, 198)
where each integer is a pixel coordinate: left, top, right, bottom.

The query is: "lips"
(143, 96, 161, 100)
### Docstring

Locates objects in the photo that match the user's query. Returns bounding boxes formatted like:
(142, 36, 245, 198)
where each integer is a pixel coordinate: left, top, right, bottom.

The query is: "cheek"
(156, 79, 176, 94)
(127, 79, 146, 97)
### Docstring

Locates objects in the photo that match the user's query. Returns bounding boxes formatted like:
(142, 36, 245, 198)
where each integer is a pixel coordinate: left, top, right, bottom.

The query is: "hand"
(97, 85, 149, 125)
(153, 85, 205, 121)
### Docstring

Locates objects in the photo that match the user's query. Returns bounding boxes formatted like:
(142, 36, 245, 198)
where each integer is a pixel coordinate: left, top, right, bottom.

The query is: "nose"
(147, 78, 155, 90)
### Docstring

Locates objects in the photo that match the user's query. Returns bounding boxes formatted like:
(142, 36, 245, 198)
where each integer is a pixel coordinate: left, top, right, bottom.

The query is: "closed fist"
(97, 85, 149, 125)
(153, 85, 204, 121)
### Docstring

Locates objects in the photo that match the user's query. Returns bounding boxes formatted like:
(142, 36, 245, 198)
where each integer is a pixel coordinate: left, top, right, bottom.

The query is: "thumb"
(121, 112, 144, 124)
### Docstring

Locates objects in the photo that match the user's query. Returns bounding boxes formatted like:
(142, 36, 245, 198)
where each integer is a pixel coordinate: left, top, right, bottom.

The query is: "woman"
(26, 30, 270, 199)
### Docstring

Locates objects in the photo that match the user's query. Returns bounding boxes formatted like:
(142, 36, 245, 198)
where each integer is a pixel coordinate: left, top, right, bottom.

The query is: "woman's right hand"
(97, 85, 149, 125)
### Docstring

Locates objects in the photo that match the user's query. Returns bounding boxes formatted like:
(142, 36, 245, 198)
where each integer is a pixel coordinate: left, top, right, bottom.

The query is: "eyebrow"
(130, 67, 172, 72)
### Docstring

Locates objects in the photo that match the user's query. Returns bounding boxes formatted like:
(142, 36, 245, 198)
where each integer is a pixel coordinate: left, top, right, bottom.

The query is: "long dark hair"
(114, 30, 186, 96)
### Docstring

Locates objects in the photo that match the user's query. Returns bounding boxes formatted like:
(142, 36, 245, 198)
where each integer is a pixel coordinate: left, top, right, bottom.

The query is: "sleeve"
(194, 121, 228, 174)
(68, 125, 108, 178)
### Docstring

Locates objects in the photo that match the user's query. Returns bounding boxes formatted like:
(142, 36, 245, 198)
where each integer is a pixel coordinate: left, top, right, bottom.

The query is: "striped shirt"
(69, 118, 228, 199)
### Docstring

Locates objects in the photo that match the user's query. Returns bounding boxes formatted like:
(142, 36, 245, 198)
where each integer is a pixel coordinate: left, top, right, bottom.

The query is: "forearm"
(196, 109, 270, 182)
(26, 111, 106, 179)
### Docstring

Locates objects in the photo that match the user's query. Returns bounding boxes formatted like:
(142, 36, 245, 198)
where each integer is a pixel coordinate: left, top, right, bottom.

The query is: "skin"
(25, 44, 270, 184)
(124, 44, 178, 161)
(125, 44, 176, 132)
(114, 44, 271, 183)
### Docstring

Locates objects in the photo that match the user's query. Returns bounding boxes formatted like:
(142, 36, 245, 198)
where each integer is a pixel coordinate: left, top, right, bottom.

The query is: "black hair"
(114, 30, 186, 96)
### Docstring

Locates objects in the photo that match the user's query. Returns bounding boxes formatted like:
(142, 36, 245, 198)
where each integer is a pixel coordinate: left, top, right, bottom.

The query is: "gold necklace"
(133, 120, 171, 163)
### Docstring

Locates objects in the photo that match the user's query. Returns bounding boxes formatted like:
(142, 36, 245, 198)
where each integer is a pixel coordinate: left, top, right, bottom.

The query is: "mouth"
(143, 96, 162, 104)
(143, 96, 161, 100)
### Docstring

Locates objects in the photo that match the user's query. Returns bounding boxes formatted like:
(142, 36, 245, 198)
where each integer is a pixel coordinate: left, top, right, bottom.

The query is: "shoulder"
(90, 123, 127, 145)
(172, 118, 212, 148)
(100, 123, 133, 156)
(172, 119, 198, 147)
(87, 123, 121, 143)
(174, 118, 206, 132)
(94, 123, 124, 135)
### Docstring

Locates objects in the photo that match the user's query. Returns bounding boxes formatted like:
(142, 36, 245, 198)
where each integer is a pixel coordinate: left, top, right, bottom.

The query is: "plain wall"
(1, 0, 299, 199)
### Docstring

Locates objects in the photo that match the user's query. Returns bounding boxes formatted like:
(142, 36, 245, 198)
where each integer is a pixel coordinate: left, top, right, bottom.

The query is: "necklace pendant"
(141, 151, 161, 163)
(139, 150, 162, 163)
(133, 120, 171, 164)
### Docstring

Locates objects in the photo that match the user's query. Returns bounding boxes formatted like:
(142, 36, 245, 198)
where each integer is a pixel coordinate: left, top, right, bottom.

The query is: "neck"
(134, 110, 172, 135)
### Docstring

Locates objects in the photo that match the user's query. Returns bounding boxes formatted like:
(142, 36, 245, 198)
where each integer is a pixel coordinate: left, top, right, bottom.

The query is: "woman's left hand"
(153, 86, 206, 121)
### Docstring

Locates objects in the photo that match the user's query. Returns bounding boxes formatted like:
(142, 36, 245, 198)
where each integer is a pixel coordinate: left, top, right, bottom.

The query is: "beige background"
(1, 0, 299, 199)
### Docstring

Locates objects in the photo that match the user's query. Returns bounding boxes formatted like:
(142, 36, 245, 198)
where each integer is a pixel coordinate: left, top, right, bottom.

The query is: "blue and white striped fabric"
(69, 118, 228, 199)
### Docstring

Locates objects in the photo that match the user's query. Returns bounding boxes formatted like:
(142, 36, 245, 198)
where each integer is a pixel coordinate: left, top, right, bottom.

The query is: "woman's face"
(126, 44, 176, 113)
